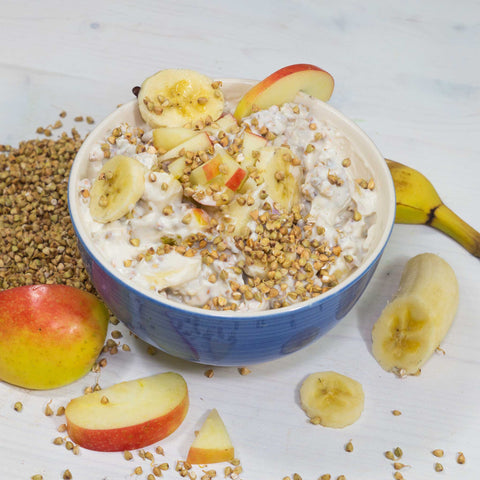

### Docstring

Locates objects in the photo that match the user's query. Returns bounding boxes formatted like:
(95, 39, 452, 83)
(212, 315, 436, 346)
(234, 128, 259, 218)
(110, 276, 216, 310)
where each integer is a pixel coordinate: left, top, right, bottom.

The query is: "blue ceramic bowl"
(68, 79, 395, 366)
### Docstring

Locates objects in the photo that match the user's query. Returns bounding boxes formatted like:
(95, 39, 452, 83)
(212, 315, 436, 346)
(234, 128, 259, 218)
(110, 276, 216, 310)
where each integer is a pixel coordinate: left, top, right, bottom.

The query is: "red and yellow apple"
(234, 64, 334, 119)
(65, 372, 189, 452)
(186, 408, 234, 464)
(0, 284, 109, 390)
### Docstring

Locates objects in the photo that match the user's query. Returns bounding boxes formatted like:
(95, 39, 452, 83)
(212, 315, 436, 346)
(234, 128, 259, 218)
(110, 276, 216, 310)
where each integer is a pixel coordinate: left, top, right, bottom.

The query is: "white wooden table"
(1, 1, 479, 479)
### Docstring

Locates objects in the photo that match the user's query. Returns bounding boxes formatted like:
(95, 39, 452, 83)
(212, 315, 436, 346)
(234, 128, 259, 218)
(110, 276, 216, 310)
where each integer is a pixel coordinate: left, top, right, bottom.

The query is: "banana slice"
(255, 146, 301, 212)
(89, 155, 146, 223)
(140, 252, 202, 291)
(138, 69, 224, 128)
(300, 371, 364, 428)
(372, 253, 459, 375)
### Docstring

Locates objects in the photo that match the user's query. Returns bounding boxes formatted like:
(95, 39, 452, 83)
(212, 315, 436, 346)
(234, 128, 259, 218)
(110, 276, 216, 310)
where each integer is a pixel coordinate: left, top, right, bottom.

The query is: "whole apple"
(0, 284, 109, 389)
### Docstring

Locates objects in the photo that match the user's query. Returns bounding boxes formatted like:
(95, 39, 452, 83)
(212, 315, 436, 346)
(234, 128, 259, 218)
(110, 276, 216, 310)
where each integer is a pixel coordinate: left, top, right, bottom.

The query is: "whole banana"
(386, 159, 480, 258)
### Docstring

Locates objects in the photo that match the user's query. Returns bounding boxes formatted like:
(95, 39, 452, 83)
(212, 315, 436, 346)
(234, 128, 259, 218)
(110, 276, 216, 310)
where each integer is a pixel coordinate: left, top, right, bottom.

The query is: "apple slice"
(225, 167, 247, 191)
(65, 372, 189, 452)
(203, 113, 238, 135)
(215, 147, 248, 192)
(242, 131, 268, 168)
(168, 155, 187, 179)
(234, 64, 334, 120)
(190, 154, 223, 185)
(191, 207, 210, 227)
(153, 127, 197, 151)
(159, 132, 212, 162)
(186, 409, 234, 464)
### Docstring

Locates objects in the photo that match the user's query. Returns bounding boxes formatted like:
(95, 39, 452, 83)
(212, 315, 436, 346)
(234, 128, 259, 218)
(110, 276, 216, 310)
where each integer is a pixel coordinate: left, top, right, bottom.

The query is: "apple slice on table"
(186, 409, 235, 464)
(234, 63, 334, 120)
(65, 372, 189, 452)
(159, 132, 213, 162)
(153, 127, 197, 151)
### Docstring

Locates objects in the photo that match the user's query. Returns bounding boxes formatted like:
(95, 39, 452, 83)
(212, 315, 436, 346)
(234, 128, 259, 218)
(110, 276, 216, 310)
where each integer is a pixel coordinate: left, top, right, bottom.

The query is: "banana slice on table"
(300, 371, 364, 428)
(89, 155, 146, 223)
(372, 253, 459, 376)
(138, 69, 224, 128)
(255, 146, 301, 212)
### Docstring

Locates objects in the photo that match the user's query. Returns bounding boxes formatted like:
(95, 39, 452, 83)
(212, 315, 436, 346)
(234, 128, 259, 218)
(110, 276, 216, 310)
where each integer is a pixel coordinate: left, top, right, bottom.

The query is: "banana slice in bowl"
(89, 154, 146, 223)
(138, 69, 224, 128)
(255, 146, 302, 212)
(300, 371, 364, 428)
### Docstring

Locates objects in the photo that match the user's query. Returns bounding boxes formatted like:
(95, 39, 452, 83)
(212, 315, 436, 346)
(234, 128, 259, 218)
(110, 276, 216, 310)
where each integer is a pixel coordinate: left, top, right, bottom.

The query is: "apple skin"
(0, 284, 109, 390)
(66, 372, 189, 451)
(159, 132, 212, 161)
(187, 446, 234, 465)
(234, 64, 334, 119)
(225, 167, 247, 191)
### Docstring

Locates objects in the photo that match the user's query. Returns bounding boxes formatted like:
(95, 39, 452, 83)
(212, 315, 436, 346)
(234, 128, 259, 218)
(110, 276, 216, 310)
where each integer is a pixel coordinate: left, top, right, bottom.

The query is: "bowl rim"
(68, 78, 396, 318)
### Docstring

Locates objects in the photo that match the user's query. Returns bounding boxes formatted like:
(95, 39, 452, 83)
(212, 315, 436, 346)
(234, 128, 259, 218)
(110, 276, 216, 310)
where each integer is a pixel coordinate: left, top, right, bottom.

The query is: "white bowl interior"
(68, 79, 395, 316)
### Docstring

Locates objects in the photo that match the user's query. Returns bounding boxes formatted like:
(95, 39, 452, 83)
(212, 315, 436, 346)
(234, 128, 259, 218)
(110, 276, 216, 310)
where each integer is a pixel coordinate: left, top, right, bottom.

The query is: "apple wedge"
(203, 113, 238, 135)
(186, 409, 234, 464)
(234, 64, 334, 120)
(153, 127, 197, 151)
(159, 132, 213, 162)
(65, 372, 189, 452)
(241, 131, 267, 168)
(168, 155, 188, 179)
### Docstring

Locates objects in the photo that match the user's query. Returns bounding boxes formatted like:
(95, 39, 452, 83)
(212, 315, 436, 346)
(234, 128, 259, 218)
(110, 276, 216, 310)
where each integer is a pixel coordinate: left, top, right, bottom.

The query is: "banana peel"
(386, 159, 480, 258)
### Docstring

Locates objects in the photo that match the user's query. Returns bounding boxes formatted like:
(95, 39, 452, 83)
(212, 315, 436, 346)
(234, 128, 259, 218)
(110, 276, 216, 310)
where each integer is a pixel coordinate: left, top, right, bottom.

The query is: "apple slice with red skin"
(191, 208, 210, 227)
(225, 167, 247, 191)
(159, 132, 212, 162)
(186, 409, 234, 464)
(65, 372, 189, 452)
(168, 155, 187, 179)
(214, 147, 248, 192)
(234, 64, 334, 120)
(190, 149, 247, 191)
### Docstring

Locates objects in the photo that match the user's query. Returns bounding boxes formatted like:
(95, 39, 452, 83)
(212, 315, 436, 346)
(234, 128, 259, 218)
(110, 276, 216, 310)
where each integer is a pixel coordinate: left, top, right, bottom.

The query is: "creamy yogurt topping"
(78, 92, 377, 311)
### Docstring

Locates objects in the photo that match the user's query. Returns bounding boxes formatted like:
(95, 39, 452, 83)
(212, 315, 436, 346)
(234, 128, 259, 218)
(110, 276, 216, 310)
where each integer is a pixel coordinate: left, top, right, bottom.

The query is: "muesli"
(77, 70, 376, 311)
